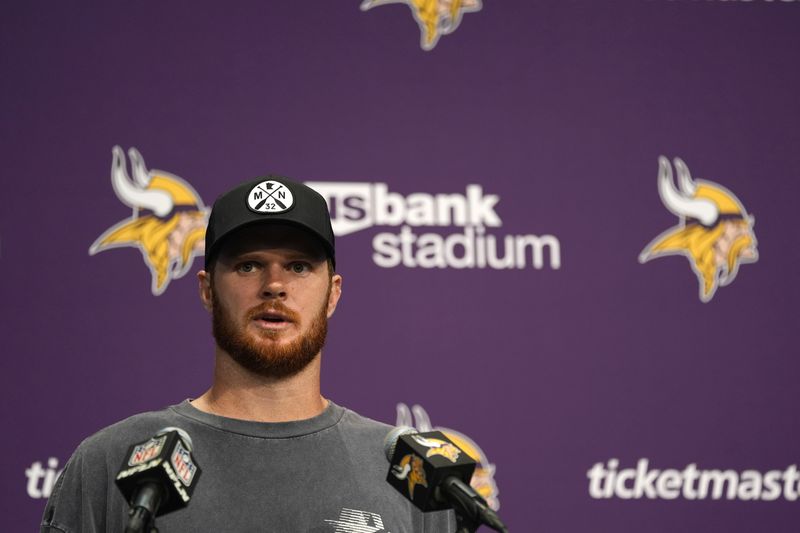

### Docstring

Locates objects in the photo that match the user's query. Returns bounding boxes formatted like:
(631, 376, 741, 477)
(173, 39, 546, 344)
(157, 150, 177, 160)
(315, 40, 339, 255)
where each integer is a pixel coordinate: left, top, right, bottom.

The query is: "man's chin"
(249, 328, 299, 345)
(219, 335, 317, 377)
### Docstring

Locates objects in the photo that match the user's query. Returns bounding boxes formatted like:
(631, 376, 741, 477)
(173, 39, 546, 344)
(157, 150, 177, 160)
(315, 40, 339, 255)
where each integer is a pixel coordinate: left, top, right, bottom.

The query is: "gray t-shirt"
(41, 400, 455, 533)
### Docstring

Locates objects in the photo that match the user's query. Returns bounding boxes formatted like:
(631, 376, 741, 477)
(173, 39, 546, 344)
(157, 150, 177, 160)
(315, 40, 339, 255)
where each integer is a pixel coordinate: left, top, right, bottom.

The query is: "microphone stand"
(455, 513, 481, 533)
(124, 482, 163, 533)
(440, 477, 509, 533)
(124, 507, 159, 533)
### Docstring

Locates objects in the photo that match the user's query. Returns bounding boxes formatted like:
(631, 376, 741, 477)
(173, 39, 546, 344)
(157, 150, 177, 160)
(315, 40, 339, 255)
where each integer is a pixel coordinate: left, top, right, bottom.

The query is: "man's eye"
(290, 262, 309, 274)
(238, 262, 257, 273)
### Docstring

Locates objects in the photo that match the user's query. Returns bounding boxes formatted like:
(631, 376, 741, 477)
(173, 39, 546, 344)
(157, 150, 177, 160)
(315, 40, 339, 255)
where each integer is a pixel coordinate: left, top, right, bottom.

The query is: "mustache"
(246, 301, 301, 322)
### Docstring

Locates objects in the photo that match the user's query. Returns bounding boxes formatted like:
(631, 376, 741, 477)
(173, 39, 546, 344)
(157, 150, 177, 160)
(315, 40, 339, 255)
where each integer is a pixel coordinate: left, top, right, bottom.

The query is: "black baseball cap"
(204, 175, 335, 269)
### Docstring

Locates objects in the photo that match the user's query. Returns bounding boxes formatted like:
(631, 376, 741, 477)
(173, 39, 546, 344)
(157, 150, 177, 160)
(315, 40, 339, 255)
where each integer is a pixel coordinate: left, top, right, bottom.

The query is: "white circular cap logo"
(247, 180, 294, 214)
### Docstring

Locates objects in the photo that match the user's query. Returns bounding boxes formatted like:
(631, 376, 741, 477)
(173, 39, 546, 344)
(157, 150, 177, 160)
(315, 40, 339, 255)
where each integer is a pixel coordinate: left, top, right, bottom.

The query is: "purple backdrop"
(2, 1, 799, 531)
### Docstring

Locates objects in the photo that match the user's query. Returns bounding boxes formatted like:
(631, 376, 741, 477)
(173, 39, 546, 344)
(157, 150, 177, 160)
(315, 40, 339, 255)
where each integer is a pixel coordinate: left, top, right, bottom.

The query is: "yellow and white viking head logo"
(89, 147, 209, 295)
(360, 0, 482, 51)
(639, 156, 758, 303)
(391, 453, 429, 499)
(396, 403, 500, 510)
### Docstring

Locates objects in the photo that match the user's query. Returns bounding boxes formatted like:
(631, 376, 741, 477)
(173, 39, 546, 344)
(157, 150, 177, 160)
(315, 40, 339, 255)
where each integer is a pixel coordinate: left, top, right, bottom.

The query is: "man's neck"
(190, 350, 327, 423)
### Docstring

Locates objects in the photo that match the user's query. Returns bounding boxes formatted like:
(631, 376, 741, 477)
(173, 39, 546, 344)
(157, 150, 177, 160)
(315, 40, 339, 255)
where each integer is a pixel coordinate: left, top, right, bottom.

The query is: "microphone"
(384, 426, 508, 533)
(115, 427, 202, 533)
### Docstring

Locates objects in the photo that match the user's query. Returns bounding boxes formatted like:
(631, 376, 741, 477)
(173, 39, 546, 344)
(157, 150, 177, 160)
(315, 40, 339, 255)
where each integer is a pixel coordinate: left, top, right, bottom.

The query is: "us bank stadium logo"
(395, 403, 500, 510)
(305, 181, 561, 270)
(639, 156, 758, 302)
(360, 0, 482, 51)
(90, 146, 209, 295)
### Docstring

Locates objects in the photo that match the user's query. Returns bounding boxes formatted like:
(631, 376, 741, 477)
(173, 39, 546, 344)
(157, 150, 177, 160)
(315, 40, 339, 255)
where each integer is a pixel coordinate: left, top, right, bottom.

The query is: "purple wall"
(2, 1, 799, 531)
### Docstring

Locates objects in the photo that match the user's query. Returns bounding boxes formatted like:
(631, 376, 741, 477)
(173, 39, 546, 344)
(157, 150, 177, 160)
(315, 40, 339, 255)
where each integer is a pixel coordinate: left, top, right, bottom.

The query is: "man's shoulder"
(339, 406, 393, 433)
(335, 406, 396, 453)
(41, 403, 192, 533)
(74, 402, 187, 460)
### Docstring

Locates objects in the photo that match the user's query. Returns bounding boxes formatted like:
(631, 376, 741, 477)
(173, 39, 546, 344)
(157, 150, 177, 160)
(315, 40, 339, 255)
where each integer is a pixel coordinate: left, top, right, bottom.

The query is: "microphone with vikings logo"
(115, 427, 202, 533)
(384, 427, 508, 533)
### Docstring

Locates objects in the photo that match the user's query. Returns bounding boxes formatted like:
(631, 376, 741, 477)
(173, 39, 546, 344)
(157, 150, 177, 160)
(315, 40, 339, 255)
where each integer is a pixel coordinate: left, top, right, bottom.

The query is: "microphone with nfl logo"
(115, 427, 202, 533)
(384, 427, 508, 533)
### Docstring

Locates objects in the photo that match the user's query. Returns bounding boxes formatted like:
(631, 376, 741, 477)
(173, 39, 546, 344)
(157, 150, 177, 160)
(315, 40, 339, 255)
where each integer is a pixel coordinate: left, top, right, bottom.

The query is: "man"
(41, 176, 454, 532)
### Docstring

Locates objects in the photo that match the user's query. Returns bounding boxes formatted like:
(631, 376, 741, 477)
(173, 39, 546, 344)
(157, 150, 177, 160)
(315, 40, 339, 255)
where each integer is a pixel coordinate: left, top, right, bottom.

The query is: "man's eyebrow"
(287, 251, 327, 262)
(222, 248, 325, 261)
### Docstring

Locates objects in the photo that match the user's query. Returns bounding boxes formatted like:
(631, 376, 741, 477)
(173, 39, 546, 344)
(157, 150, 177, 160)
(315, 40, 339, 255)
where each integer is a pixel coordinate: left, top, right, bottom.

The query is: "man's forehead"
(218, 223, 327, 259)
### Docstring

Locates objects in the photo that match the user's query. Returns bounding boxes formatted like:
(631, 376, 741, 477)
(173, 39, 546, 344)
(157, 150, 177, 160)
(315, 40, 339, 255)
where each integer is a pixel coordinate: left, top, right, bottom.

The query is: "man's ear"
(198, 270, 213, 312)
(326, 274, 343, 318)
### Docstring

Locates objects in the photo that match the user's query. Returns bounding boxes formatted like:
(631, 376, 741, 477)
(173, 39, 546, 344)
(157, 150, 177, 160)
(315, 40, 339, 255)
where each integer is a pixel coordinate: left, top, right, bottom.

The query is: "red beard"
(212, 293, 329, 379)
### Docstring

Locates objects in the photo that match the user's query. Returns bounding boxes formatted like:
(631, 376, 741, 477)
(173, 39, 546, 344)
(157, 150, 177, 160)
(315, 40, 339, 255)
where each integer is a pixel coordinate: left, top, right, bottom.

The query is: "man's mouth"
(252, 310, 295, 330)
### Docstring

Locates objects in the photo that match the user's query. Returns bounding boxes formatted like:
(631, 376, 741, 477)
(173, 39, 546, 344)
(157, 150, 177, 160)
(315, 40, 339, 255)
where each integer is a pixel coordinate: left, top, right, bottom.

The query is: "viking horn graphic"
(392, 463, 412, 480)
(110, 145, 173, 217)
(412, 404, 433, 432)
(657, 156, 719, 226)
(128, 147, 152, 188)
(396, 404, 414, 428)
(673, 157, 696, 196)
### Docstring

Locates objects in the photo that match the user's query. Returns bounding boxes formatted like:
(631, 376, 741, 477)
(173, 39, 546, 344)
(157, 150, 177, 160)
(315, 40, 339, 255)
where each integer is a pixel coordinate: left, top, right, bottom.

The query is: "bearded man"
(41, 177, 454, 532)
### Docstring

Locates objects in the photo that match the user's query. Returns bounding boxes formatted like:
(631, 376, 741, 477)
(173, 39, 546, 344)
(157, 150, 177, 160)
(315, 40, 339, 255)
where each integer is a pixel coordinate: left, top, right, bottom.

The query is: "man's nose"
(260, 265, 288, 299)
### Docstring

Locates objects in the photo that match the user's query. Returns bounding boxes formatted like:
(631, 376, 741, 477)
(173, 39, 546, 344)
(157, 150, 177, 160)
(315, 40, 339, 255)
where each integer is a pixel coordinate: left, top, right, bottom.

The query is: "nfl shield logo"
(128, 436, 166, 466)
(171, 439, 197, 486)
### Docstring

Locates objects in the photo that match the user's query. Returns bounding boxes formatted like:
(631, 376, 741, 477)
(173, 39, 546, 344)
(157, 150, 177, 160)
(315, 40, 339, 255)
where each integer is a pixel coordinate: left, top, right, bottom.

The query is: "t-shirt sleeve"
(40, 441, 114, 533)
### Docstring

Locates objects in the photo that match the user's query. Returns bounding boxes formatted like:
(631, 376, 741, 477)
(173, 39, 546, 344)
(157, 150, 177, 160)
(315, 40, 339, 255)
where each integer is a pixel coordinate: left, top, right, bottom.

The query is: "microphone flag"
(115, 428, 202, 516)
(386, 430, 476, 511)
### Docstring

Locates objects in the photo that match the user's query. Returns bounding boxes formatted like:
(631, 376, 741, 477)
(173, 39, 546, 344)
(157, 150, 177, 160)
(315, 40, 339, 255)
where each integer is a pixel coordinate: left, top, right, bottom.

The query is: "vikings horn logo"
(89, 147, 209, 295)
(396, 403, 500, 510)
(639, 156, 758, 303)
(391, 454, 428, 499)
(410, 434, 462, 462)
(360, 0, 482, 51)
